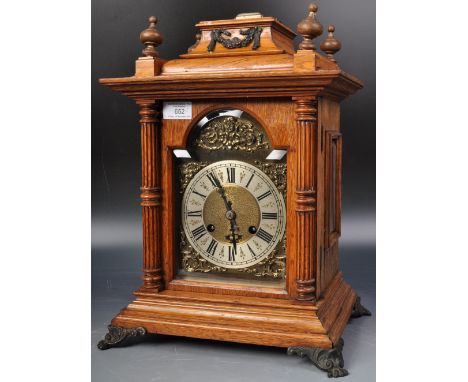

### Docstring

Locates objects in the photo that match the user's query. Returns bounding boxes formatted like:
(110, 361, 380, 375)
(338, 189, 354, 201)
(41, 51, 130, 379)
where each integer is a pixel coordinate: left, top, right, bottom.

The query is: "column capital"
(137, 100, 158, 123)
(293, 98, 318, 121)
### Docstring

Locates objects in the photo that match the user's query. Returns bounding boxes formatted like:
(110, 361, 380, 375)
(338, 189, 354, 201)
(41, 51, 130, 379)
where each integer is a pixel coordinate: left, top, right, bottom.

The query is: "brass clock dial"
(181, 160, 286, 269)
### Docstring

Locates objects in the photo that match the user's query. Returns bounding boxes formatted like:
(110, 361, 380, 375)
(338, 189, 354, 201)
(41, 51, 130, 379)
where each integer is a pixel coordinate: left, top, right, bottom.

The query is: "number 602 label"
(162, 102, 192, 120)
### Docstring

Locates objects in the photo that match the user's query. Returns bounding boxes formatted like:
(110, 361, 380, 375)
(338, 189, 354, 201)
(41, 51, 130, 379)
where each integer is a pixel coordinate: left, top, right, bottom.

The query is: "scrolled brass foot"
(97, 325, 147, 350)
(288, 338, 348, 378)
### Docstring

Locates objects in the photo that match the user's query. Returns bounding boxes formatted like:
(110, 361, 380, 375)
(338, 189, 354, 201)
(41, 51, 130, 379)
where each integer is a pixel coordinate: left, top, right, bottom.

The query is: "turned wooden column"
(294, 97, 318, 301)
(137, 100, 163, 292)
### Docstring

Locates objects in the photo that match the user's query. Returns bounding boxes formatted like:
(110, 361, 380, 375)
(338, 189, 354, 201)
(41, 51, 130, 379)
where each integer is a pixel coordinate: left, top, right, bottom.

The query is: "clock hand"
(219, 187, 233, 213)
(231, 228, 237, 255)
(226, 209, 240, 257)
(211, 172, 241, 248)
(211, 174, 232, 211)
(225, 210, 238, 253)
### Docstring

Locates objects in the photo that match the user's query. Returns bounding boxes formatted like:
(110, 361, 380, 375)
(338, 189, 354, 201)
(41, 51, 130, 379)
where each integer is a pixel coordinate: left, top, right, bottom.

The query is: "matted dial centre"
(203, 184, 260, 244)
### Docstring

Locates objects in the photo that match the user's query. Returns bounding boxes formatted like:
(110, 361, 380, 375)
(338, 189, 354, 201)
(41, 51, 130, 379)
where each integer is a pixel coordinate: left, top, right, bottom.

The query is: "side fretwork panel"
(317, 97, 342, 297)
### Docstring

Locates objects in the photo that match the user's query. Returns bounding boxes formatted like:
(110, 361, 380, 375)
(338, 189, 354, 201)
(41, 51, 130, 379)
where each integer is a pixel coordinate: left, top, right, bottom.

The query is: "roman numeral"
(207, 172, 218, 188)
(226, 167, 235, 183)
(228, 246, 236, 261)
(192, 190, 207, 199)
(246, 173, 254, 188)
(247, 243, 256, 257)
(206, 239, 218, 256)
(257, 190, 272, 201)
(262, 212, 278, 220)
(256, 228, 273, 243)
(187, 210, 202, 217)
(191, 225, 207, 240)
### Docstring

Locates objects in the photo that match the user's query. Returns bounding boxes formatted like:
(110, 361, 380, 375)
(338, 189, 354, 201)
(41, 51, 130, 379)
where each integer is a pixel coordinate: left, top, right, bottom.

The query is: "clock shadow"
(144, 333, 286, 355)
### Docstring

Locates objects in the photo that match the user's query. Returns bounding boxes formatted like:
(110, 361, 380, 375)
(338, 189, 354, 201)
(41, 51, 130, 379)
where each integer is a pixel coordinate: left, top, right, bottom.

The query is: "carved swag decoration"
(195, 116, 269, 152)
(208, 27, 263, 52)
(179, 161, 286, 279)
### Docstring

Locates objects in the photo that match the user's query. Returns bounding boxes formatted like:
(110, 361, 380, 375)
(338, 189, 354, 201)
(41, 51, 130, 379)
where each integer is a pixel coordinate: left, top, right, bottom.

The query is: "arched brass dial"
(181, 160, 286, 269)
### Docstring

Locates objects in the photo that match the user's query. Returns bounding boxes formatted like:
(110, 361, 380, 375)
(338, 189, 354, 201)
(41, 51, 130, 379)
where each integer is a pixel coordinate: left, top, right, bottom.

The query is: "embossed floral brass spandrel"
(195, 116, 269, 152)
(180, 229, 227, 273)
(254, 160, 287, 195)
(237, 237, 286, 278)
(179, 161, 209, 192)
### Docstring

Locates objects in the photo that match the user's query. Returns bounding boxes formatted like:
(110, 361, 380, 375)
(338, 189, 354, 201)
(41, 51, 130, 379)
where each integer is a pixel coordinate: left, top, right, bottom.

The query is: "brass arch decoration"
(195, 115, 270, 152)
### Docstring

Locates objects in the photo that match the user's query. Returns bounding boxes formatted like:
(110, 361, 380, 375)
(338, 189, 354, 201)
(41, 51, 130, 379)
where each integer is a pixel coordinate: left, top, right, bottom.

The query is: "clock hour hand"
(225, 210, 239, 254)
(232, 232, 237, 256)
(221, 196, 240, 251)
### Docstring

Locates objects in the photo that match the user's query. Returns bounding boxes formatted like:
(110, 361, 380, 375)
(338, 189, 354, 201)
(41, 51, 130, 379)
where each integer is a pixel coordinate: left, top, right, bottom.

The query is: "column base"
(287, 338, 348, 378)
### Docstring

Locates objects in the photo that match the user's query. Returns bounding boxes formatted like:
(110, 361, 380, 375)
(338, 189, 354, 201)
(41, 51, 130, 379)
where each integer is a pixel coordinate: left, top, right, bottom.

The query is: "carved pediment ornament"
(208, 27, 263, 52)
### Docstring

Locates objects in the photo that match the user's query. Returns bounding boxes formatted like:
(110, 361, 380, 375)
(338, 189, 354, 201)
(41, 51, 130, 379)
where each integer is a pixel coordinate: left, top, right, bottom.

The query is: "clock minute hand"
(211, 173, 240, 250)
(215, 180, 232, 212)
(211, 173, 234, 217)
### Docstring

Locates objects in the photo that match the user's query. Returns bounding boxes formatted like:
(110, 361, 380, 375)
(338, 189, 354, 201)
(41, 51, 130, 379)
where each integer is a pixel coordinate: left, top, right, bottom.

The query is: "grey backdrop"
(92, 0, 375, 381)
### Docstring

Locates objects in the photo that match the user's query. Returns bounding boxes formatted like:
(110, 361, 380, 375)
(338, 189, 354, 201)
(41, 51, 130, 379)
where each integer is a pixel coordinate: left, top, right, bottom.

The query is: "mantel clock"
(97, 4, 370, 378)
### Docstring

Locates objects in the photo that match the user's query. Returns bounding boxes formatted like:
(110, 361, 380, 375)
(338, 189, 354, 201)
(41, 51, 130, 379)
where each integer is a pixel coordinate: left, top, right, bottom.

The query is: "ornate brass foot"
(350, 296, 371, 318)
(287, 338, 348, 378)
(97, 325, 147, 350)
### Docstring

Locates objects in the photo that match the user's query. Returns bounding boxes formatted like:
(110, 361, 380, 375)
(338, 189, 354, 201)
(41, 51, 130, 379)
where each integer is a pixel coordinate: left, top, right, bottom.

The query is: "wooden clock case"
(97, 4, 370, 378)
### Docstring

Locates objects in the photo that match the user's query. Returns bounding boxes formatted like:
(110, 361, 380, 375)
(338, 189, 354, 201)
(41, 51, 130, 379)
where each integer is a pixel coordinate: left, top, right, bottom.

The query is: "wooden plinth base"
(107, 272, 356, 349)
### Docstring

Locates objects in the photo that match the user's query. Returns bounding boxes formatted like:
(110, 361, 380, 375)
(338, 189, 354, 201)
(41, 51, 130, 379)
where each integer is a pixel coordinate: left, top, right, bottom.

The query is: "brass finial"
(297, 3, 323, 50)
(320, 25, 342, 62)
(139, 16, 163, 58)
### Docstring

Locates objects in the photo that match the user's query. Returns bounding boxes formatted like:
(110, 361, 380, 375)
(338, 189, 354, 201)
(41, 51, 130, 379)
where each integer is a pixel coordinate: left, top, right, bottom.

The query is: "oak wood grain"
(293, 98, 318, 301)
(161, 99, 295, 299)
(113, 272, 355, 349)
(100, 71, 362, 101)
(137, 101, 163, 293)
(182, 16, 295, 58)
